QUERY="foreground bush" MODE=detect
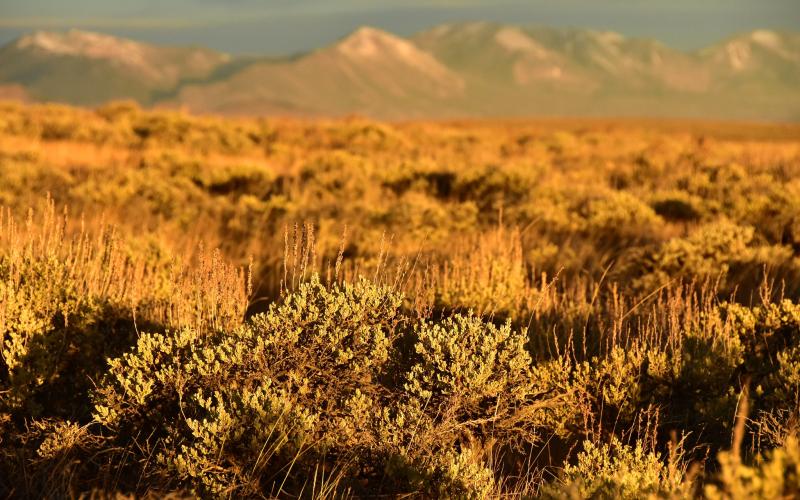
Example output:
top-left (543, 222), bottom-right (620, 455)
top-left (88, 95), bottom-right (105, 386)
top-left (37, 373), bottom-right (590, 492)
top-left (544, 438), bottom-right (689, 499)
top-left (3, 254), bottom-right (800, 497)
top-left (94, 276), bottom-right (402, 495)
top-left (706, 435), bottom-right (800, 499)
top-left (91, 275), bottom-right (560, 496)
top-left (0, 204), bottom-right (248, 497)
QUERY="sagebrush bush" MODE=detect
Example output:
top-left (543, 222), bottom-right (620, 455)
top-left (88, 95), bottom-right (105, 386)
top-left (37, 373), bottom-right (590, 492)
top-left (94, 275), bottom-right (402, 494)
top-left (429, 227), bottom-right (530, 317)
top-left (581, 190), bottom-right (666, 246)
top-left (0, 202), bottom-right (248, 497)
top-left (91, 276), bottom-right (564, 497)
top-left (545, 438), bottom-right (688, 499)
top-left (406, 313), bottom-right (531, 406)
top-left (631, 220), bottom-right (796, 294)
top-left (706, 435), bottom-right (800, 500)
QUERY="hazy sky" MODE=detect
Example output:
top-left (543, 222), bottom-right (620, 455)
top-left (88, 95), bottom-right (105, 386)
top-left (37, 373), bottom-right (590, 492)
top-left (0, 0), bottom-right (798, 54)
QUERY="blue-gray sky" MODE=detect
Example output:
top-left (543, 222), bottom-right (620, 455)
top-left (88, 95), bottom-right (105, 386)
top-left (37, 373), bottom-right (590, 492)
top-left (0, 0), bottom-right (798, 54)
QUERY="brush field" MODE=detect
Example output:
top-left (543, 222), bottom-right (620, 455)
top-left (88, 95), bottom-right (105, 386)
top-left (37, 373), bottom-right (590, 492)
top-left (1, 101), bottom-right (800, 498)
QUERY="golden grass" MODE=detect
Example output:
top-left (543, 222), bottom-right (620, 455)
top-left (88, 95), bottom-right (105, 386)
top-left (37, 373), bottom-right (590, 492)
top-left (1, 101), bottom-right (799, 497)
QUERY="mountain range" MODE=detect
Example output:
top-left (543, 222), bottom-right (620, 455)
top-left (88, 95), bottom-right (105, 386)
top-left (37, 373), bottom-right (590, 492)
top-left (1, 23), bottom-right (798, 120)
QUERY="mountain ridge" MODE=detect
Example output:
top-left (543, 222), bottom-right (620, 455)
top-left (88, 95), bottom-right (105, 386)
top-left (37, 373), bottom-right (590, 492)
top-left (1, 24), bottom-right (798, 120)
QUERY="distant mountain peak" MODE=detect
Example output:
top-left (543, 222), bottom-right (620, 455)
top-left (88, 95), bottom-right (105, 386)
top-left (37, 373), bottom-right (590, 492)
top-left (742, 29), bottom-right (799, 61)
top-left (749, 29), bottom-right (781, 47)
top-left (332, 25), bottom-right (462, 90)
top-left (15, 29), bottom-right (145, 60)
top-left (703, 29), bottom-right (799, 71)
top-left (3, 29), bottom-right (230, 104)
top-left (494, 27), bottom-right (550, 57)
top-left (588, 30), bottom-right (626, 46)
top-left (336, 26), bottom-right (417, 59)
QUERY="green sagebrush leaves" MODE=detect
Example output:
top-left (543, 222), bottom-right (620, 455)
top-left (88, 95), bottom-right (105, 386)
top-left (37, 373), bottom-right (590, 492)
top-left (706, 435), bottom-right (800, 500)
top-left (94, 276), bottom-right (402, 494)
top-left (92, 275), bottom-right (555, 497)
top-left (406, 313), bottom-right (531, 406)
top-left (543, 438), bottom-right (688, 500)
top-left (87, 273), bottom-right (800, 497)
top-left (2, 257), bottom-right (799, 498)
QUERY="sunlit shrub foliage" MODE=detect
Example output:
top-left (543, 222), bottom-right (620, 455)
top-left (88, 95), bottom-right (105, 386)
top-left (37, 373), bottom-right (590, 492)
top-left (1, 103), bottom-right (800, 497)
